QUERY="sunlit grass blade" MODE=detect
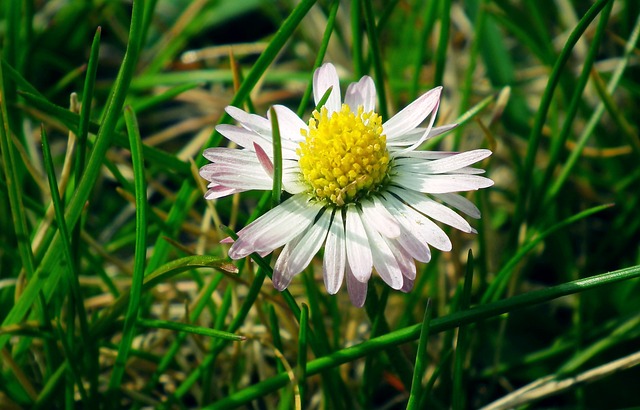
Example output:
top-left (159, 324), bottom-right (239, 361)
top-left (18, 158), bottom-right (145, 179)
top-left (205, 263), bottom-right (640, 409)
top-left (482, 203), bottom-right (613, 304)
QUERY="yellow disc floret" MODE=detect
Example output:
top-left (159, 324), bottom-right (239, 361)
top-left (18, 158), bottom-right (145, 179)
top-left (298, 104), bottom-right (390, 206)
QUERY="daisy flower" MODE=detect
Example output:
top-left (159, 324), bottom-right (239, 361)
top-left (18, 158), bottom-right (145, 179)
top-left (200, 63), bottom-right (493, 307)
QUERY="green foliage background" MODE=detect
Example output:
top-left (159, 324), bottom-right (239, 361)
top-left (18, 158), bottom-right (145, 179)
top-left (1, 0), bottom-right (639, 408)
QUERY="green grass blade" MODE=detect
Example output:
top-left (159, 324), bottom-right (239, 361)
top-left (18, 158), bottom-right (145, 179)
top-left (205, 263), bottom-right (640, 409)
top-left (0, 0), bottom-right (147, 352)
top-left (536, 1), bottom-right (614, 208)
top-left (296, 304), bottom-right (309, 406)
top-left (406, 299), bottom-right (432, 410)
top-left (107, 106), bottom-right (148, 394)
top-left (297, 0), bottom-right (340, 117)
top-left (512, 0), bottom-right (613, 241)
top-left (482, 203), bottom-right (613, 304)
top-left (433, 0), bottom-right (451, 88)
top-left (452, 251), bottom-right (474, 410)
top-left (269, 107), bottom-right (283, 207)
top-left (361, 0), bottom-right (388, 119)
top-left (136, 318), bottom-right (245, 341)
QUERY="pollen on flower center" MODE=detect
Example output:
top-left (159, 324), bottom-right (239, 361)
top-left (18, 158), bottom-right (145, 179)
top-left (297, 104), bottom-right (390, 206)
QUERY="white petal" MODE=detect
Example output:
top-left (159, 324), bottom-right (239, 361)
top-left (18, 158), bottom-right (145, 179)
top-left (396, 149), bottom-right (492, 175)
top-left (202, 163), bottom-right (272, 190)
top-left (383, 87), bottom-right (441, 141)
top-left (268, 105), bottom-right (308, 143)
top-left (427, 123), bottom-right (458, 138)
top-left (345, 205), bottom-right (372, 282)
top-left (282, 168), bottom-right (308, 194)
top-left (345, 76), bottom-right (376, 113)
top-left (387, 124), bottom-right (457, 147)
top-left (346, 263), bottom-right (367, 307)
top-left (253, 142), bottom-right (273, 177)
top-left (272, 232), bottom-right (303, 291)
top-left (313, 63), bottom-right (342, 113)
top-left (204, 184), bottom-right (243, 200)
top-left (216, 124), bottom-right (299, 160)
top-left (389, 186), bottom-right (474, 233)
top-left (394, 151), bottom-right (457, 160)
top-left (229, 195), bottom-right (322, 258)
top-left (286, 211), bottom-right (331, 276)
top-left (433, 193), bottom-right (481, 219)
top-left (323, 210), bottom-right (346, 295)
top-left (384, 237), bottom-right (416, 280)
top-left (400, 276), bottom-right (415, 293)
top-left (226, 106), bottom-right (272, 137)
top-left (394, 226), bottom-right (432, 263)
top-left (394, 173), bottom-right (494, 194)
top-left (359, 198), bottom-right (400, 238)
top-left (362, 222), bottom-right (403, 290)
top-left (381, 194), bottom-right (452, 252)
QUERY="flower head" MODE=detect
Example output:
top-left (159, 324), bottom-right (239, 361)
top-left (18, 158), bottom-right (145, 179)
top-left (200, 63), bottom-right (493, 306)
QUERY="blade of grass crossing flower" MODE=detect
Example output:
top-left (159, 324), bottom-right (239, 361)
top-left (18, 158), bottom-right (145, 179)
top-left (511, 0), bottom-right (612, 243)
top-left (205, 263), bottom-right (640, 409)
top-left (202, 0), bottom-right (317, 154)
top-left (361, 0), bottom-right (388, 120)
top-left (406, 299), bottom-right (433, 410)
top-left (107, 107), bottom-right (148, 395)
top-left (297, 304), bottom-right (309, 406)
top-left (269, 107), bottom-right (283, 207)
top-left (481, 204), bottom-right (613, 304)
top-left (0, 0), bottom-right (146, 352)
top-left (452, 250), bottom-right (474, 410)
top-left (297, 0), bottom-right (339, 117)
top-left (144, 0), bottom-right (318, 290)
top-left (546, 10), bottom-right (640, 204)
top-left (536, 2), bottom-right (613, 211)
top-left (313, 86), bottom-right (335, 113)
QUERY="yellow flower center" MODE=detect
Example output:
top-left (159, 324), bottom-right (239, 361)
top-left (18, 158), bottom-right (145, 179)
top-left (298, 104), bottom-right (390, 206)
